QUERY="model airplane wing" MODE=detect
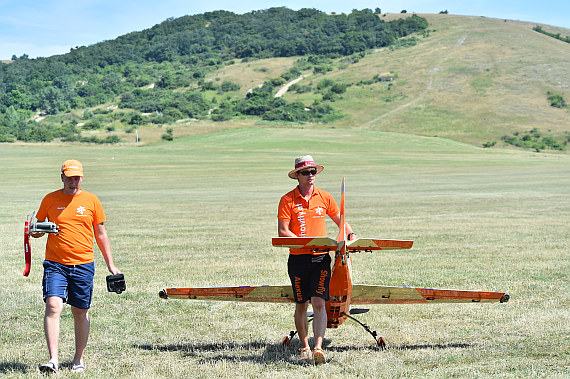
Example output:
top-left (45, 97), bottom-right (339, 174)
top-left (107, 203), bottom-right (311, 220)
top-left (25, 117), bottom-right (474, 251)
top-left (272, 237), bottom-right (338, 251)
top-left (159, 285), bottom-right (295, 303)
top-left (348, 238), bottom-right (414, 251)
top-left (351, 284), bottom-right (509, 304)
top-left (272, 237), bottom-right (414, 252)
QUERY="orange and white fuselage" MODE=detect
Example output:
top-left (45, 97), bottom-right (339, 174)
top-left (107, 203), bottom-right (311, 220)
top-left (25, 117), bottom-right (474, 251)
top-left (327, 244), bottom-right (353, 328)
top-left (327, 177), bottom-right (352, 328)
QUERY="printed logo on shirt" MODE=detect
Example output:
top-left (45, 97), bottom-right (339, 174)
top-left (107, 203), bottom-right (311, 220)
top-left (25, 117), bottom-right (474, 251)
top-left (76, 206), bottom-right (87, 216)
top-left (315, 206), bottom-right (324, 216)
top-left (295, 203), bottom-right (306, 236)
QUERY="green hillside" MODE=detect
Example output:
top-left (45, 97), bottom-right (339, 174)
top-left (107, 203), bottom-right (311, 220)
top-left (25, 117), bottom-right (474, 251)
top-left (234, 13), bottom-right (570, 147)
top-left (322, 14), bottom-right (570, 146)
top-left (1, 10), bottom-right (568, 150)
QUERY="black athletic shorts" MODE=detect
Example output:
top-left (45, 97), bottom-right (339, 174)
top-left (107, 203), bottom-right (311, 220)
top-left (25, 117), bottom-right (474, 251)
top-left (287, 253), bottom-right (331, 303)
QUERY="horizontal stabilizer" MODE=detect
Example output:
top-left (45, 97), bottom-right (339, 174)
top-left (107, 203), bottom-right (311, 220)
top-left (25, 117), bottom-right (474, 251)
top-left (349, 308), bottom-right (369, 315)
top-left (159, 285), bottom-right (295, 303)
top-left (272, 237), bottom-right (414, 252)
top-left (351, 284), bottom-right (509, 304)
top-left (348, 238), bottom-right (413, 251)
top-left (272, 237), bottom-right (338, 251)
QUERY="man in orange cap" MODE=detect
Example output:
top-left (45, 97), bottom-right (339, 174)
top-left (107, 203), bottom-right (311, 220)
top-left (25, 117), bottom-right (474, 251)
top-left (277, 155), bottom-right (355, 364)
top-left (31, 159), bottom-right (121, 374)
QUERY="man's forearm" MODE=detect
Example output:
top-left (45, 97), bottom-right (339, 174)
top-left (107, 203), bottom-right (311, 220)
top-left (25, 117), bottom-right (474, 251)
top-left (94, 224), bottom-right (120, 274)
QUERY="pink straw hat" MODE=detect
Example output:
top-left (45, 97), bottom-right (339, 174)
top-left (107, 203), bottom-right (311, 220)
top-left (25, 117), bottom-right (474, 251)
top-left (288, 155), bottom-right (325, 179)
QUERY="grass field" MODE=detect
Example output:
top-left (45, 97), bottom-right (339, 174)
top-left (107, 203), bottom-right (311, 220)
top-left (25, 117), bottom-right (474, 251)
top-left (0, 127), bottom-right (568, 377)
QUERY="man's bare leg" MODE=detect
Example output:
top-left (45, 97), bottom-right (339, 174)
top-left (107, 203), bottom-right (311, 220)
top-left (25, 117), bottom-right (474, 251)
top-left (311, 297), bottom-right (327, 350)
top-left (71, 306), bottom-right (90, 367)
top-left (44, 296), bottom-right (63, 367)
top-left (294, 302), bottom-right (310, 349)
top-left (295, 302), bottom-right (313, 360)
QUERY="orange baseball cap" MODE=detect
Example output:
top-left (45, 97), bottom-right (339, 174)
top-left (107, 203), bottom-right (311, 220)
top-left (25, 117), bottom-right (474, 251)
top-left (61, 159), bottom-right (83, 177)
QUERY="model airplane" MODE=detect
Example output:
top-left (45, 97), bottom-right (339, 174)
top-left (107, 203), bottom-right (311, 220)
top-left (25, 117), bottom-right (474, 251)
top-left (159, 178), bottom-right (509, 348)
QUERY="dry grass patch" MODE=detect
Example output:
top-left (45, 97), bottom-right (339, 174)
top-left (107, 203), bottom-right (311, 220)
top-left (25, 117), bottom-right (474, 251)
top-left (1, 128), bottom-right (568, 377)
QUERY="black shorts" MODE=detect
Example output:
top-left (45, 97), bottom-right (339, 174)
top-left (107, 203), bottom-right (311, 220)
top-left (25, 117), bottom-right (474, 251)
top-left (287, 253), bottom-right (331, 303)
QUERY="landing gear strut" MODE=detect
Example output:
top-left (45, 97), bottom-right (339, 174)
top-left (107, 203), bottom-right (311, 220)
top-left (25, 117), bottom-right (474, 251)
top-left (344, 312), bottom-right (386, 349)
top-left (281, 309), bottom-right (386, 349)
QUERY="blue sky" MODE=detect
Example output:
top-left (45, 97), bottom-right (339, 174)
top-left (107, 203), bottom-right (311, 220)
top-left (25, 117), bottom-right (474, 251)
top-left (1, 0), bottom-right (568, 60)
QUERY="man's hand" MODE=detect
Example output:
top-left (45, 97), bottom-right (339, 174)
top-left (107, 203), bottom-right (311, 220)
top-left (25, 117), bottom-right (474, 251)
top-left (30, 231), bottom-right (45, 238)
top-left (278, 220), bottom-right (298, 237)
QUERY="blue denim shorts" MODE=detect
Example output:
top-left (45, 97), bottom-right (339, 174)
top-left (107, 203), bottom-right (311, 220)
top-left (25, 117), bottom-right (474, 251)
top-left (42, 260), bottom-right (95, 309)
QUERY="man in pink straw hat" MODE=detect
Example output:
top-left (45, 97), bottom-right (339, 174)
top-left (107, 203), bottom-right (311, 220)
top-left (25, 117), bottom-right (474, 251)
top-left (277, 155), bottom-right (355, 364)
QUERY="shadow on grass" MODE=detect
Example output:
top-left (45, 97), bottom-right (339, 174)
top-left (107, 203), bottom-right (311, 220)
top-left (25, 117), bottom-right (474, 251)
top-left (390, 343), bottom-right (473, 351)
top-left (136, 340), bottom-right (305, 365)
top-left (135, 339), bottom-right (472, 364)
top-left (0, 361), bottom-right (28, 374)
top-left (0, 361), bottom-right (87, 375)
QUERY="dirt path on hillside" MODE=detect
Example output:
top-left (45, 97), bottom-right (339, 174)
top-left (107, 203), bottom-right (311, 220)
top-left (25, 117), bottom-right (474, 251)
top-left (274, 74), bottom-right (310, 97)
top-left (363, 34), bottom-right (468, 126)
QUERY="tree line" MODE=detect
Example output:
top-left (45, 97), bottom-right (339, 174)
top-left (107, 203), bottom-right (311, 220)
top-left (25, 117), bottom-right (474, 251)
top-left (532, 25), bottom-right (570, 44)
top-left (0, 8), bottom-right (428, 142)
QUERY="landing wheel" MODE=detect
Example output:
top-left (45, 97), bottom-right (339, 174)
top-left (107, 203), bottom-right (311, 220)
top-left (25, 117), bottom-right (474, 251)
top-left (282, 330), bottom-right (296, 346)
top-left (376, 336), bottom-right (386, 350)
top-left (282, 317), bottom-right (311, 346)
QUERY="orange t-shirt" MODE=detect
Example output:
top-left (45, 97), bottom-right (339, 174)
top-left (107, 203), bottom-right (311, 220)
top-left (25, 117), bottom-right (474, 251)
top-left (278, 186), bottom-right (340, 255)
top-left (36, 189), bottom-right (106, 265)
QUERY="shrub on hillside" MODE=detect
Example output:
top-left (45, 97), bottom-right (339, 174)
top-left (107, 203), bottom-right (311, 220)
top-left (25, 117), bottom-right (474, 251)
top-left (17, 122), bottom-right (54, 142)
top-left (501, 129), bottom-right (566, 151)
top-left (55, 123), bottom-right (81, 141)
top-left (292, 84), bottom-right (312, 94)
top-left (162, 127), bottom-right (174, 141)
top-left (270, 77), bottom-right (286, 87)
top-left (220, 81), bottom-right (241, 92)
top-left (0, 133), bottom-right (15, 142)
top-left (330, 83), bottom-right (347, 94)
top-left (79, 135), bottom-right (121, 144)
top-left (322, 91), bottom-right (338, 101)
top-left (313, 64), bottom-right (333, 74)
top-left (533, 26), bottom-right (570, 44)
top-left (82, 119), bottom-right (103, 130)
top-left (317, 79), bottom-right (335, 90)
top-left (547, 91), bottom-right (567, 108)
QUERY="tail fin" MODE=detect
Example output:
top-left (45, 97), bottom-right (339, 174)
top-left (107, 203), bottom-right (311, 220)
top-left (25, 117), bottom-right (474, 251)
top-left (336, 177), bottom-right (346, 243)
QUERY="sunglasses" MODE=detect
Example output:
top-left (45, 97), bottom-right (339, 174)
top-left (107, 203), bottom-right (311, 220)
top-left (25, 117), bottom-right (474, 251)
top-left (299, 169), bottom-right (317, 176)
